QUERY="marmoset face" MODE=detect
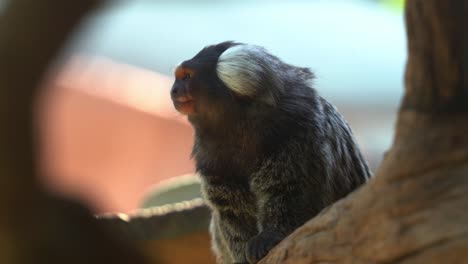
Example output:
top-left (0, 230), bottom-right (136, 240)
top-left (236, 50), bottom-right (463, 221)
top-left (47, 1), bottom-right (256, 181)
top-left (170, 41), bottom-right (278, 118)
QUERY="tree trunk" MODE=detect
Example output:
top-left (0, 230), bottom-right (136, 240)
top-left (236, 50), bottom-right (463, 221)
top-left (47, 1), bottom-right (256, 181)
top-left (260, 1), bottom-right (468, 263)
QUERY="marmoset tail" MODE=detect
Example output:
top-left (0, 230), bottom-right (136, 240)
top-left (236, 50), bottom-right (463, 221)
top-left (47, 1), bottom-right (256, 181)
top-left (170, 41), bottom-right (372, 264)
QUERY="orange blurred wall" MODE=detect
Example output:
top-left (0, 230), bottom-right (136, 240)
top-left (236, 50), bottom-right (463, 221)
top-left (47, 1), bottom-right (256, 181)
top-left (37, 56), bottom-right (195, 213)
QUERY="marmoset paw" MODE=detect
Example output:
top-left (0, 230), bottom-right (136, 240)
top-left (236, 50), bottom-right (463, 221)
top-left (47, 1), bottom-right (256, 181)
top-left (246, 231), bottom-right (282, 264)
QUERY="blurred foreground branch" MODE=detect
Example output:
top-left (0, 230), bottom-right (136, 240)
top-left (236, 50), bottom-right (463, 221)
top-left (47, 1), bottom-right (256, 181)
top-left (0, 1), bottom-right (148, 263)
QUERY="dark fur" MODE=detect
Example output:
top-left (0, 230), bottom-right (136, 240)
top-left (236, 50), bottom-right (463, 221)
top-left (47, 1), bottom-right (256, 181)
top-left (172, 41), bottom-right (371, 263)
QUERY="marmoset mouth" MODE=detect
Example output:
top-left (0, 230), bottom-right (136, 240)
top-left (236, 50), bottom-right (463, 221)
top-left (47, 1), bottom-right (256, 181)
top-left (173, 99), bottom-right (195, 115)
top-left (173, 96), bottom-right (192, 103)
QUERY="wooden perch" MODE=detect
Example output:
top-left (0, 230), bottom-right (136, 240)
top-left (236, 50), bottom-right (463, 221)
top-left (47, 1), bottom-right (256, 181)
top-left (259, 1), bottom-right (468, 263)
top-left (98, 199), bottom-right (215, 264)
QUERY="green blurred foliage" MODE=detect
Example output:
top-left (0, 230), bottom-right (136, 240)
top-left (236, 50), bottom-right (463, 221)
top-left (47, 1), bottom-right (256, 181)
top-left (379, 0), bottom-right (405, 11)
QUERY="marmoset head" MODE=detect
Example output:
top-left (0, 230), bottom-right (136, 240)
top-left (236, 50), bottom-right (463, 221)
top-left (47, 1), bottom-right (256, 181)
top-left (171, 41), bottom-right (313, 120)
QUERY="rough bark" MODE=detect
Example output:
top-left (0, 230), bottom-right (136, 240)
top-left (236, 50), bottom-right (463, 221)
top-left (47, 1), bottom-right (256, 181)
top-left (0, 1), bottom-right (148, 263)
top-left (402, 1), bottom-right (468, 112)
top-left (259, 1), bottom-right (468, 263)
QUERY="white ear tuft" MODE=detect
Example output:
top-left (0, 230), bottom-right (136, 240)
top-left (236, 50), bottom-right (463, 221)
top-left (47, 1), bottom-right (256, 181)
top-left (216, 45), bottom-right (264, 97)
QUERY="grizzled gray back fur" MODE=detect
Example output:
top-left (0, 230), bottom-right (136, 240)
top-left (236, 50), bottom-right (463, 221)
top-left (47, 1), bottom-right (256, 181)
top-left (180, 42), bottom-right (372, 264)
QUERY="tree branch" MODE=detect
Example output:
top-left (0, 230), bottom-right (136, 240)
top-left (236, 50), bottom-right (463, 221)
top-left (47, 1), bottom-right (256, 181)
top-left (402, 1), bottom-right (468, 112)
top-left (259, 1), bottom-right (468, 263)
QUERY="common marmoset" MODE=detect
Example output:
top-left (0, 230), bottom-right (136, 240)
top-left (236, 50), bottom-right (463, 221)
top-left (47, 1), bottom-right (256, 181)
top-left (170, 41), bottom-right (371, 264)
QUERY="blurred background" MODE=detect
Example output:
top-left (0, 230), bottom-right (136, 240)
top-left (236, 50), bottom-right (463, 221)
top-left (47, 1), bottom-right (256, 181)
top-left (35, 0), bottom-right (406, 214)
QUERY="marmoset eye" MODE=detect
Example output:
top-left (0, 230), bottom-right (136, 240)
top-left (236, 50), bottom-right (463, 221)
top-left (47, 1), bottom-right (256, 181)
top-left (182, 73), bottom-right (191, 80)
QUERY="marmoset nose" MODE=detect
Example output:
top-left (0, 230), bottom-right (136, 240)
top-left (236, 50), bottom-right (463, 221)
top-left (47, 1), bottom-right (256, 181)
top-left (170, 85), bottom-right (181, 98)
top-left (171, 84), bottom-right (192, 102)
top-left (171, 84), bottom-right (185, 100)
